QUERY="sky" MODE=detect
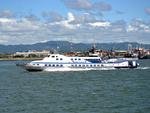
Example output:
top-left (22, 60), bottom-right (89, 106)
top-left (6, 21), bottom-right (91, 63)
top-left (0, 0), bottom-right (150, 45)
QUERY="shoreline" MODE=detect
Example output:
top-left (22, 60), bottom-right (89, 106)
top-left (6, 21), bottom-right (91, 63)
top-left (0, 58), bottom-right (43, 61)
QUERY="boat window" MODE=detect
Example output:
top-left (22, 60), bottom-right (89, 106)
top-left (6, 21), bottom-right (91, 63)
top-left (60, 58), bottom-right (63, 60)
top-left (71, 65), bottom-right (74, 67)
top-left (52, 56), bottom-right (55, 58)
top-left (49, 64), bottom-right (51, 66)
top-left (60, 64), bottom-right (63, 67)
top-left (45, 64), bottom-right (47, 66)
top-left (56, 58), bottom-right (59, 60)
top-left (56, 64), bottom-right (59, 67)
top-left (79, 65), bottom-right (81, 67)
top-left (90, 65), bottom-right (92, 67)
top-left (97, 65), bottom-right (100, 67)
top-left (37, 64), bottom-right (39, 65)
top-left (78, 58), bottom-right (81, 60)
top-left (82, 65), bottom-right (85, 67)
top-left (71, 58), bottom-right (73, 60)
top-left (56, 56), bottom-right (58, 57)
top-left (52, 64), bottom-right (55, 67)
top-left (86, 65), bottom-right (89, 67)
top-left (75, 58), bottom-right (77, 60)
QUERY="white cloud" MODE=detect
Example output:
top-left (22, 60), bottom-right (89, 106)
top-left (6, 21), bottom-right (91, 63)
top-left (49, 12), bottom-right (78, 29)
top-left (127, 25), bottom-right (137, 32)
top-left (0, 10), bottom-right (14, 18)
top-left (67, 12), bottom-right (75, 22)
top-left (42, 11), bottom-right (63, 22)
top-left (88, 21), bottom-right (110, 27)
top-left (94, 2), bottom-right (112, 11)
top-left (62, 0), bottom-right (112, 12)
top-left (0, 39), bottom-right (8, 44)
top-left (0, 18), bottom-right (40, 32)
top-left (127, 19), bottom-right (150, 33)
top-left (62, 0), bottom-right (92, 11)
top-left (0, 18), bottom-right (16, 23)
top-left (0, 12), bottom-right (150, 45)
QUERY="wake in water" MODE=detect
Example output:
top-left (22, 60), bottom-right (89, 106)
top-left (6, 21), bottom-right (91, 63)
top-left (44, 67), bottom-right (150, 72)
top-left (136, 67), bottom-right (150, 70)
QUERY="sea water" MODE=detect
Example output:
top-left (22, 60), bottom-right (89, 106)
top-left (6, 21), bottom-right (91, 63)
top-left (0, 60), bottom-right (150, 113)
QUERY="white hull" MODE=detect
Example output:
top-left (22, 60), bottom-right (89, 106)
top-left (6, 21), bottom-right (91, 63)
top-left (22, 62), bottom-right (138, 72)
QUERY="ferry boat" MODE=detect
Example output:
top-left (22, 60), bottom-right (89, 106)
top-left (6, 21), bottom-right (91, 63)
top-left (17, 54), bottom-right (139, 72)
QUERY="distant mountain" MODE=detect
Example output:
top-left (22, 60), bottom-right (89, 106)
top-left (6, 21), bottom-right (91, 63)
top-left (0, 41), bottom-right (150, 54)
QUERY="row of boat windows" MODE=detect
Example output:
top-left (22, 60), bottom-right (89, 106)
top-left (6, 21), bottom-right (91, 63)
top-left (48, 55), bottom-right (59, 58)
top-left (45, 64), bottom-right (63, 67)
top-left (56, 58), bottom-right (63, 60)
top-left (55, 58), bottom-right (81, 61)
top-left (71, 58), bottom-right (81, 61)
top-left (48, 55), bottom-right (63, 60)
top-left (32, 64), bottom-right (63, 67)
top-left (71, 64), bottom-right (103, 67)
top-left (48, 55), bottom-right (99, 62)
top-left (33, 63), bottom-right (103, 67)
top-left (48, 56), bottom-right (81, 61)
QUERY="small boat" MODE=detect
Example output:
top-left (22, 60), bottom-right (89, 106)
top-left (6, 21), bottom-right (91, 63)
top-left (16, 54), bottom-right (139, 72)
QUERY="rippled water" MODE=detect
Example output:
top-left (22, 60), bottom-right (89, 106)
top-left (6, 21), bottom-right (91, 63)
top-left (0, 60), bottom-right (150, 113)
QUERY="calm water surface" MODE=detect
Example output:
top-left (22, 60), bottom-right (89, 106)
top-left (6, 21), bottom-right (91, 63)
top-left (0, 60), bottom-right (150, 113)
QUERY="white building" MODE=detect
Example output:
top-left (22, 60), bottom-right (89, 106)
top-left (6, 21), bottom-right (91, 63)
top-left (14, 50), bottom-right (50, 57)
